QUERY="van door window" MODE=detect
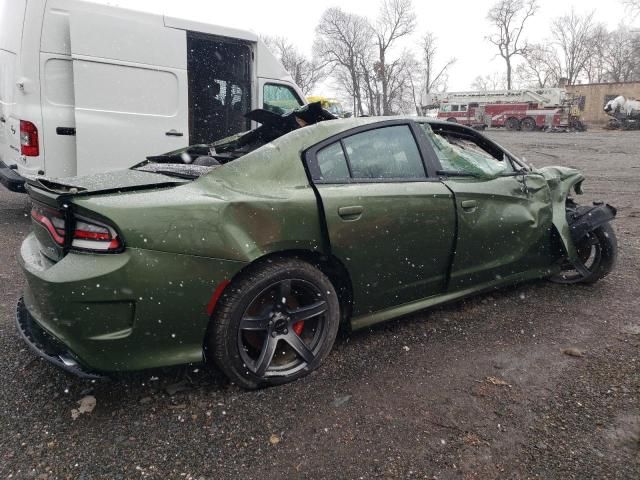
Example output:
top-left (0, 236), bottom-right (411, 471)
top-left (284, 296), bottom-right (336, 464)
top-left (263, 84), bottom-right (303, 114)
top-left (187, 33), bottom-right (252, 144)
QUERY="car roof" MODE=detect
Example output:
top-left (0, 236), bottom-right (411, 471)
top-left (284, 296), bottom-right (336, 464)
top-left (279, 116), bottom-right (466, 149)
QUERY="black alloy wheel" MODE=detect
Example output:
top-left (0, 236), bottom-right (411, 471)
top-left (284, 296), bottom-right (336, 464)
top-left (208, 258), bottom-right (341, 389)
top-left (550, 223), bottom-right (617, 284)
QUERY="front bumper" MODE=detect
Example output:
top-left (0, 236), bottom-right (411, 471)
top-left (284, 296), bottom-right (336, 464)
top-left (0, 160), bottom-right (26, 192)
top-left (16, 297), bottom-right (104, 379)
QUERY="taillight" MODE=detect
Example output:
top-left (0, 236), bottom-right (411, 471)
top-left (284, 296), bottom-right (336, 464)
top-left (71, 215), bottom-right (122, 252)
top-left (20, 120), bottom-right (39, 156)
top-left (31, 203), bottom-right (123, 253)
top-left (31, 204), bottom-right (65, 245)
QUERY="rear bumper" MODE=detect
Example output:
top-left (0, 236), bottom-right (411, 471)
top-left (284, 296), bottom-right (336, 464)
top-left (16, 297), bottom-right (105, 379)
top-left (0, 160), bottom-right (26, 192)
top-left (18, 232), bottom-right (247, 372)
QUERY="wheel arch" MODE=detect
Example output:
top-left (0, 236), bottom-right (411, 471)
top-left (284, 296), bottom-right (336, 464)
top-left (221, 249), bottom-right (354, 329)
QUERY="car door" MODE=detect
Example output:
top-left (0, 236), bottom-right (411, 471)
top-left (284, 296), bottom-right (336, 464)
top-left (419, 122), bottom-right (554, 291)
top-left (305, 122), bottom-right (456, 317)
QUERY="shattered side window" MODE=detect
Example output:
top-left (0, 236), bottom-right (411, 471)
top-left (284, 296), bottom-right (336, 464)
top-left (420, 123), bottom-right (510, 178)
top-left (316, 142), bottom-right (350, 182)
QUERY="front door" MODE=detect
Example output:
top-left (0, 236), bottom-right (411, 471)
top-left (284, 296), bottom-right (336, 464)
top-left (444, 174), bottom-right (554, 289)
top-left (306, 122), bottom-right (456, 316)
top-left (419, 122), bottom-right (554, 290)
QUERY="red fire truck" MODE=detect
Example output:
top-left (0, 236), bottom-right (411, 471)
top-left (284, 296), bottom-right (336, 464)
top-left (422, 89), bottom-right (584, 131)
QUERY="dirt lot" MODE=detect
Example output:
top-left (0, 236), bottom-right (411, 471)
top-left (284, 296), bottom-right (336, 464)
top-left (1, 130), bottom-right (638, 479)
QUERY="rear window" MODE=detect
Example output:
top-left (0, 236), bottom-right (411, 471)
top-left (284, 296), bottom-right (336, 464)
top-left (316, 142), bottom-right (350, 182)
top-left (308, 125), bottom-right (427, 182)
top-left (343, 126), bottom-right (425, 180)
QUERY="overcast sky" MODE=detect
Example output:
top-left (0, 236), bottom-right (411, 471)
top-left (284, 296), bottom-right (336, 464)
top-left (97, 0), bottom-right (638, 94)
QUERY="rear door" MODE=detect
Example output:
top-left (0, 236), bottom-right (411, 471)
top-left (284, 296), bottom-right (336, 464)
top-left (420, 122), bottom-right (554, 290)
top-left (306, 121), bottom-right (456, 317)
top-left (68, 9), bottom-right (189, 175)
top-left (0, 0), bottom-right (27, 167)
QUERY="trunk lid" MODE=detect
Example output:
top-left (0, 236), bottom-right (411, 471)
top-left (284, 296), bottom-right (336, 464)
top-left (26, 169), bottom-right (189, 262)
top-left (28, 169), bottom-right (189, 196)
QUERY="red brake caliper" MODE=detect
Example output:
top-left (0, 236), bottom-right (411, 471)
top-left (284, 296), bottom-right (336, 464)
top-left (292, 321), bottom-right (304, 336)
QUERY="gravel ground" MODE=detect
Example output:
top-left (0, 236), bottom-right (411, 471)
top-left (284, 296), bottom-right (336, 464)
top-left (0, 130), bottom-right (638, 479)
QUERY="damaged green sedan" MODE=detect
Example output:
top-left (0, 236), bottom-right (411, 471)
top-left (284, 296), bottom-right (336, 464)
top-left (17, 105), bottom-right (617, 388)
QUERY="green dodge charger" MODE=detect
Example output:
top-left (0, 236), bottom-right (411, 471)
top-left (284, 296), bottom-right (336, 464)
top-left (16, 104), bottom-right (617, 389)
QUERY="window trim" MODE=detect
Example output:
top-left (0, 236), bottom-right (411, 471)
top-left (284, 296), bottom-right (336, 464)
top-left (304, 120), bottom-right (440, 185)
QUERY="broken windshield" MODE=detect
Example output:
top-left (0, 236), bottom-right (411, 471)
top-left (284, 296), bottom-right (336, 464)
top-left (420, 123), bottom-right (512, 178)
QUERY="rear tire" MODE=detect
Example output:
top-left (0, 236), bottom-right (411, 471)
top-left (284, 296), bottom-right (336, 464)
top-left (207, 258), bottom-right (341, 389)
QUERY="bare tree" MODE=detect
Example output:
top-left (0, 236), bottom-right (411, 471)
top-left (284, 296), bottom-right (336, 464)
top-left (314, 8), bottom-right (373, 116)
top-left (420, 32), bottom-right (456, 94)
top-left (602, 25), bottom-right (638, 82)
top-left (516, 43), bottom-right (562, 87)
top-left (471, 72), bottom-right (507, 91)
top-left (262, 36), bottom-right (325, 95)
top-left (550, 9), bottom-right (598, 85)
top-left (486, 0), bottom-right (538, 90)
top-left (372, 0), bottom-right (416, 115)
top-left (582, 24), bottom-right (609, 83)
top-left (623, 0), bottom-right (640, 18)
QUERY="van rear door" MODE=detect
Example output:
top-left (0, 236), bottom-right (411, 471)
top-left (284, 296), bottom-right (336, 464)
top-left (0, 0), bottom-right (27, 169)
top-left (68, 9), bottom-right (189, 176)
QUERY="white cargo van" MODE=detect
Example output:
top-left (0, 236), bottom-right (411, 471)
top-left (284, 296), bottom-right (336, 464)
top-left (0, 0), bottom-right (305, 192)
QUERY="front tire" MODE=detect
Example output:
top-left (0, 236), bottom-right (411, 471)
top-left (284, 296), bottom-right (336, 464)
top-left (550, 223), bottom-right (617, 284)
top-left (207, 258), bottom-right (341, 389)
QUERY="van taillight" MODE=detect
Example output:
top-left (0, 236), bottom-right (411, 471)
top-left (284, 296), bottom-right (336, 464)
top-left (20, 120), bottom-right (39, 156)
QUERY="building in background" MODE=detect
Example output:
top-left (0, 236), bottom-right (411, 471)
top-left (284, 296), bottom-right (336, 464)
top-left (567, 82), bottom-right (640, 127)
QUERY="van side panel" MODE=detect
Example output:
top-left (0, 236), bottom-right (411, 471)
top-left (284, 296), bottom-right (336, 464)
top-left (11, 0), bottom-right (46, 177)
top-left (0, 0), bottom-right (27, 168)
top-left (68, 9), bottom-right (189, 175)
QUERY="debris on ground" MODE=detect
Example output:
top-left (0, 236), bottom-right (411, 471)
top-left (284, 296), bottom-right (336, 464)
top-left (332, 395), bottom-right (352, 407)
top-left (563, 347), bottom-right (585, 358)
top-left (71, 395), bottom-right (96, 420)
top-left (486, 376), bottom-right (511, 387)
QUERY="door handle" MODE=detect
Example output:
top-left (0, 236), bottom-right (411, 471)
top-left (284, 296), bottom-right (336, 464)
top-left (56, 127), bottom-right (76, 136)
top-left (338, 205), bottom-right (363, 220)
top-left (461, 200), bottom-right (478, 211)
top-left (165, 129), bottom-right (183, 137)
top-left (0, 115), bottom-right (5, 123)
